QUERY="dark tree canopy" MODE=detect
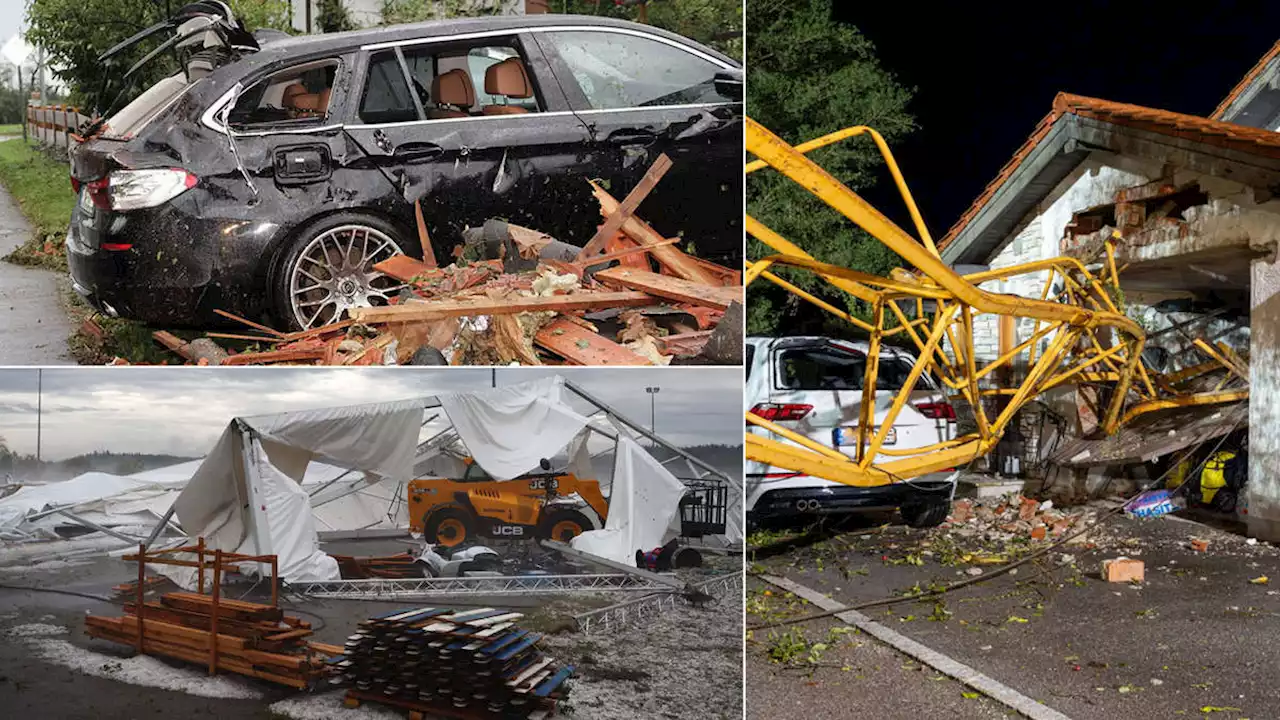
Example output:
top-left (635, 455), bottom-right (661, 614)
top-left (746, 0), bottom-right (916, 336)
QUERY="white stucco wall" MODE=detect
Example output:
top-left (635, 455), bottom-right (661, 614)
top-left (966, 161), bottom-right (1152, 367)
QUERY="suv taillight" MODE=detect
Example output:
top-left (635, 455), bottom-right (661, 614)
top-left (108, 168), bottom-right (198, 211)
top-left (749, 403), bottom-right (813, 422)
top-left (915, 401), bottom-right (957, 420)
top-left (85, 177), bottom-right (112, 210)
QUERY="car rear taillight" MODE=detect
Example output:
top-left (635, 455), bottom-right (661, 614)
top-left (915, 401), bottom-right (957, 420)
top-left (749, 403), bottom-right (814, 422)
top-left (70, 174), bottom-right (81, 194)
top-left (108, 168), bottom-right (198, 211)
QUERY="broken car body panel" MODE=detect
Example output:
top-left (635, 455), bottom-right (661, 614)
top-left (67, 15), bottom-right (742, 328)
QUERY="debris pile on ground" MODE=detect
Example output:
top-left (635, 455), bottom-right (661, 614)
top-left (84, 590), bottom-right (339, 689)
top-left (142, 154), bottom-right (743, 367)
top-left (943, 494), bottom-right (1098, 547)
top-left (336, 606), bottom-right (571, 719)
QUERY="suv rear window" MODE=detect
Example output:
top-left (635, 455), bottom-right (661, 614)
top-left (228, 60), bottom-right (339, 129)
top-left (777, 346), bottom-right (916, 391)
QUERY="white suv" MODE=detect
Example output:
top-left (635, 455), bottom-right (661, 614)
top-left (745, 336), bottom-right (958, 528)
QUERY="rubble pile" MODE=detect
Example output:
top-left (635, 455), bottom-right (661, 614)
top-left (940, 494), bottom-right (1108, 549)
top-left (137, 154), bottom-right (742, 367)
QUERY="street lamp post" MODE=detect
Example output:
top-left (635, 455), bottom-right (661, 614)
top-left (645, 386), bottom-right (660, 444)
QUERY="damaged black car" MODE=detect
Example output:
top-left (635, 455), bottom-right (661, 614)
top-left (67, 3), bottom-right (743, 330)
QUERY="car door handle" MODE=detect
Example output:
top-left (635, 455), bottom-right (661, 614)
top-left (393, 142), bottom-right (444, 160)
top-left (605, 128), bottom-right (657, 146)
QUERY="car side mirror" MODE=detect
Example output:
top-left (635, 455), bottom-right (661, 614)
top-left (539, 458), bottom-right (551, 471)
top-left (714, 69), bottom-right (743, 102)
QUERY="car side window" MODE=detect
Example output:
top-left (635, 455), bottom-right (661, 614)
top-left (359, 50), bottom-right (418, 124)
top-left (745, 344), bottom-right (755, 380)
top-left (228, 60), bottom-right (339, 128)
top-left (541, 30), bottom-right (725, 110)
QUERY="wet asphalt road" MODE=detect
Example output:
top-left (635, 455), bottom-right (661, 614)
top-left (0, 163), bottom-right (74, 365)
top-left (747, 510), bottom-right (1280, 719)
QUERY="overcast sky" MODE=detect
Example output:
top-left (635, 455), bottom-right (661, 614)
top-left (0, 368), bottom-right (743, 460)
top-left (0, 4), bottom-right (23, 49)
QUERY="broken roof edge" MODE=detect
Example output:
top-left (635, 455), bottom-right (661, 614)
top-left (1211, 38), bottom-right (1280, 121)
top-left (939, 92), bottom-right (1280, 264)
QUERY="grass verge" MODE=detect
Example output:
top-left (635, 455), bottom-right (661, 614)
top-left (0, 137), bottom-right (73, 271)
top-left (0, 124), bottom-right (25, 136)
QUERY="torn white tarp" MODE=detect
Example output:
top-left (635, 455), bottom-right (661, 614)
top-left (174, 398), bottom-right (424, 583)
top-left (438, 377), bottom-right (591, 480)
top-left (570, 436), bottom-right (686, 564)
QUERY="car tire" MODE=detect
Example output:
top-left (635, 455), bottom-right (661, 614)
top-left (536, 508), bottom-right (594, 543)
top-left (271, 213), bottom-right (415, 331)
top-left (424, 506), bottom-right (474, 548)
top-left (901, 499), bottom-right (950, 529)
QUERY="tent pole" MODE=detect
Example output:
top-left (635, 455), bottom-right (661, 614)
top-left (563, 380), bottom-right (738, 487)
top-left (143, 503), bottom-right (178, 548)
top-left (55, 510), bottom-right (144, 544)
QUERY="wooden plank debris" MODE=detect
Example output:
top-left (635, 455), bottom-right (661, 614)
top-left (143, 156), bottom-right (740, 367)
top-left (589, 181), bottom-right (718, 285)
top-left (348, 291), bottom-right (657, 324)
top-left (576, 153), bottom-right (673, 261)
top-left (594, 267), bottom-right (743, 310)
top-left (535, 318), bottom-right (653, 366)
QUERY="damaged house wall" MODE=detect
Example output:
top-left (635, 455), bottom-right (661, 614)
top-left (954, 154), bottom-right (1268, 499)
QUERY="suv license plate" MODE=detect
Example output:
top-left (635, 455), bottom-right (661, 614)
top-left (833, 426), bottom-right (896, 447)
top-left (78, 188), bottom-right (95, 218)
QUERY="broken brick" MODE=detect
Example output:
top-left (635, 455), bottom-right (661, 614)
top-left (1030, 526), bottom-right (1047, 541)
top-left (1102, 558), bottom-right (1144, 583)
top-left (1018, 496), bottom-right (1039, 522)
top-left (1190, 538), bottom-right (1209, 552)
top-left (950, 499), bottom-right (974, 523)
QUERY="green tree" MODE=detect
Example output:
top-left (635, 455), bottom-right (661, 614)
top-left (317, 0), bottom-right (359, 32)
top-left (746, 0), bottom-right (916, 336)
top-left (25, 0), bottom-right (292, 110)
top-left (378, 1), bottom-right (741, 58)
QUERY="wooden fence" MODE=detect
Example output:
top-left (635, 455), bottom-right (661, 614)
top-left (26, 104), bottom-right (92, 150)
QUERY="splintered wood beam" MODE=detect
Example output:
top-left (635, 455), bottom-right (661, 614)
top-left (576, 153), bottom-right (673, 261)
top-left (373, 255), bottom-right (437, 282)
top-left (656, 330), bottom-right (714, 356)
top-left (589, 182), bottom-right (718, 285)
top-left (534, 318), bottom-right (653, 366)
top-left (348, 291), bottom-right (658, 324)
top-left (594, 268), bottom-right (743, 310)
top-left (415, 199), bottom-right (438, 269)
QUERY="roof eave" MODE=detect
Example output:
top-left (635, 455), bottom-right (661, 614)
top-left (940, 116), bottom-right (1087, 265)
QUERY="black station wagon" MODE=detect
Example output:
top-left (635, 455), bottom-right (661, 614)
top-left (67, 3), bottom-right (743, 330)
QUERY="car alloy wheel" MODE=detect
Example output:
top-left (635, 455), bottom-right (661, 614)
top-left (288, 224), bottom-right (406, 329)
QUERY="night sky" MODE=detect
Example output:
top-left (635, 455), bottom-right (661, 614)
top-left (831, 2), bottom-right (1280, 240)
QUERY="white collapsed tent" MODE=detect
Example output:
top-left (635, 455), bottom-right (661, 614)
top-left (3, 376), bottom-right (742, 583)
top-left (170, 376), bottom-right (741, 584)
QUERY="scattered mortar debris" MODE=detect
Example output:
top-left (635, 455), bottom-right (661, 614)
top-left (336, 606), bottom-right (571, 719)
top-left (112, 155), bottom-right (744, 367)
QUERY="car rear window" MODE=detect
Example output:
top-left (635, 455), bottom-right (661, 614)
top-left (228, 59), bottom-right (339, 129)
top-left (776, 346), bottom-right (916, 391)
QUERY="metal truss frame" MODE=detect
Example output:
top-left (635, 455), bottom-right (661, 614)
top-left (291, 573), bottom-right (671, 599)
top-left (744, 117), bottom-right (1248, 489)
top-left (574, 571), bottom-right (744, 635)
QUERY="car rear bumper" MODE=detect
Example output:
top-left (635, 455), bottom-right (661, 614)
top-left (65, 198), bottom-right (282, 326)
top-left (748, 475), bottom-right (954, 519)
